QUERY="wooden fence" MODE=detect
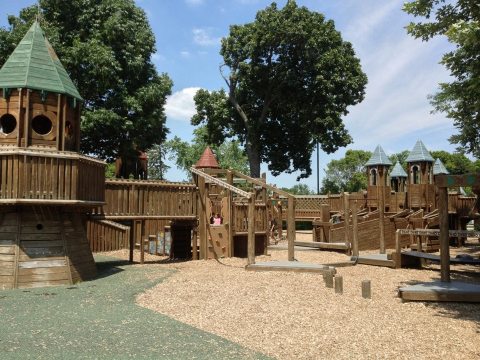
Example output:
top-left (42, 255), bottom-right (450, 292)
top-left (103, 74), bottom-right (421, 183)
top-left (0, 148), bottom-right (104, 204)
top-left (87, 219), bottom-right (130, 252)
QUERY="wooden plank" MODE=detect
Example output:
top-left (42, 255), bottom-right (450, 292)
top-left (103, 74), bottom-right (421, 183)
top-left (247, 192), bottom-right (256, 265)
top-left (18, 266), bottom-right (68, 276)
top-left (17, 279), bottom-right (70, 289)
top-left (0, 267), bottom-right (14, 276)
top-left (18, 259), bottom-right (67, 268)
top-left (0, 254), bottom-right (15, 262)
top-left (0, 246), bottom-right (14, 254)
top-left (17, 272), bottom-right (69, 283)
top-left (287, 196), bottom-right (295, 261)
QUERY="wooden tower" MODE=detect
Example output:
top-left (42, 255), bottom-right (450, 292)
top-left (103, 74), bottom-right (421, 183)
top-left (365, 145), bottom-right (392, 211)
top-left (406, 140), bottom-right (435, 210)
top-left (0, 22), bottom-right (105, 289)
top-left (390, 162), bottom-right (408, 193)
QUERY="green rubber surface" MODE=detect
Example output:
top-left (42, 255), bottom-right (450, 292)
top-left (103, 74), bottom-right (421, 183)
top-left (0, 256), bottom-right (271, 360)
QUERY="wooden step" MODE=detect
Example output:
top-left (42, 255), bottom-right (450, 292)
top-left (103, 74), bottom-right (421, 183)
top-left (294, 241), bottom-right (349, 251)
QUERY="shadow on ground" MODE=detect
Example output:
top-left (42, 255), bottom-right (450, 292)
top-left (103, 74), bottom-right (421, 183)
top-left (0, 255), bottom-right (271, 360)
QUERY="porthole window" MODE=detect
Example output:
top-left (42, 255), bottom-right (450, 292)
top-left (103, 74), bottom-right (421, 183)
top-left (0, 113), bottom-right (17, 134)
top-left (32, 115), bottom-right (53, 135)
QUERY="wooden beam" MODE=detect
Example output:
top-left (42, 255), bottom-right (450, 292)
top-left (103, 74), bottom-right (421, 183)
top-left (231, 170), bottom-right (292, 197)
top-left (226, 170), bottom-right (234, 257)
top-left (197, 175), bottom-right (207, 260)
top-left (17, 88), bottom-right (23, 147)
top-left (343, 193), bottom-right (350, 248)
top-left (287, 196), bottom-right (295, 261)
top-left (436, 173), bottom-right (480, 188)
top-left (352, 199), bottom-right (359, 257)
top-left (247, 192), bottom-right (256, 265)
top-left (438, 186), bottom-right (450, 282)
top-left (24, 89), bottom-right (30, 147)
top-left (379, 185), bottom-right (385, 254)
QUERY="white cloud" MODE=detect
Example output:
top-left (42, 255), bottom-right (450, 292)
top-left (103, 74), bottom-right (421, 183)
top-left (165, 87), bottom-right (201, 121)
top-left (180, 50), bottom-right (191, 58)
top-left (193, 28), bottom-right (221, 46)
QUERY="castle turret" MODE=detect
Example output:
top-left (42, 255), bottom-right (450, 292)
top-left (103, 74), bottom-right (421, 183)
top-left (0, 22), bottom-right (105, 289)
top-left (405, 140), bottom-right (435, 210)
top-left (365, 145), bottom-right (392, 211)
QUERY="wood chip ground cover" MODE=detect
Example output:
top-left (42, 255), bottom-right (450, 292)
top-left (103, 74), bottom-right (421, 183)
top-left (0, 256), bottom-right (270, 360)
top-left (130, 234), bottom-right (480, 360)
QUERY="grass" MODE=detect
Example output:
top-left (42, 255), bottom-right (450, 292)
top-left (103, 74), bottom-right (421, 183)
top-left (0, 256), bottom-right (271, 360)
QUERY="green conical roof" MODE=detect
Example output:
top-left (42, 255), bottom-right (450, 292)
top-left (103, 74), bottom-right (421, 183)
top-left (0, 21), bottom-right (82, 100)
top-left (390, 162), bottom-right (408, 178)
top-left (405, 140), bottom-right (434, 163)
top-left (365, 145), bottom-right (392, 166)
top-left (433, 158), bottom-right (449, 175)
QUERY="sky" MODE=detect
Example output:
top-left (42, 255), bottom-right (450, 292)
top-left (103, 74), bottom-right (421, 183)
top-left (0, 0), bottom-right (457, 191)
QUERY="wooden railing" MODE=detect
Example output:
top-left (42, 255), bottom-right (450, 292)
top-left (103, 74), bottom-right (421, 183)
top-left (0, 148), bottom-right (105, 204)
top-left (87, 219), bottom-right (130, 252)
top-left (91, 179), bottom-right (197, 218)
top-left (232, 202), bottom-right (268, 233)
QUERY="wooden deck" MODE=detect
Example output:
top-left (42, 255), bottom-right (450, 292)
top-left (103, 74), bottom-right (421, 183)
top-left (399, 281), bottom-right (480, 302)
top-left (354, 253), bottom-right (395, 268)
top-left (245, 261), bottom-right (336, 274)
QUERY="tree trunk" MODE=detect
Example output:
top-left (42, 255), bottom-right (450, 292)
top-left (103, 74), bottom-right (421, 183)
top-left (246, 141), bottom-right (261, 178)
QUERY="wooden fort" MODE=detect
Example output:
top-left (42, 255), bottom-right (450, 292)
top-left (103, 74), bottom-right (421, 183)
top-left (0, 22), bottom-right (105, 289)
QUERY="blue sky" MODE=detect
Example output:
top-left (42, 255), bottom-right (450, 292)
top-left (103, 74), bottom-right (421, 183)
top-left (1, 0), bottom-right (456, 190)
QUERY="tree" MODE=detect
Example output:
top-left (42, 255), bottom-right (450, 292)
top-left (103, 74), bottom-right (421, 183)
top-left (389, 150), bottom-right (410, 169)
top-left (0, 0), bottom-right (172, 161)
top-left (166, 126), bottom-right (249, 179)
top-left (320, 150), bottom-right (371, 194)
top-left (281, 184), bottom-right (313, 195)
top-left (404, 1), bottom-right (480, 158)
top-left (430, 150), bottom-right (477, 174)
top-left (147, 145), bottom-right (170, 180)
top-left (192, 1), bottom-right (367, 179)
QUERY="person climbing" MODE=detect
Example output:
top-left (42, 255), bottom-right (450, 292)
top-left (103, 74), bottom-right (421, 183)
top-left (213, 213), bottom-right (222, 226)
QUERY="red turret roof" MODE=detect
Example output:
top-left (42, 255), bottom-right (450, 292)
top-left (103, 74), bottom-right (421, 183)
top-left (194, 146), bottom-right (220, 169)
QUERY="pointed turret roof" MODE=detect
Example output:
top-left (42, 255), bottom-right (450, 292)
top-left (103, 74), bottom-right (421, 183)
top-left (365, 145), bottom-right (392, 166)
top-left (390, 162), bottom-right (408, 178)
top-left (194, 146), bottom-right (220, 169)
top-left (433, 158), bottom-right (449, 175)
top-left (405, 140), bottom-right (434, 163)
top-left (0, 21), bottom-right (82, 100)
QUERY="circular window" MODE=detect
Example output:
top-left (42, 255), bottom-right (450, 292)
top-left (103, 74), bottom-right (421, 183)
top-left (32, 115), bottom-right (53, 135)
top-left (0, 114), bottom-right (17, 134)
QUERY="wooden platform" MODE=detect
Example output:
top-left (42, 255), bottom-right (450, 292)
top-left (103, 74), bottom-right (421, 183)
top-left (245, 261), bottom-right (336, 274)
top-left (399, 281), bottom-right (480, 302)
top-left (401, 251), bottom-right (480, 266)
top-left (294, 241), bottom-right (350, 251)
top-left (354, 254), bottom-right (395, 268)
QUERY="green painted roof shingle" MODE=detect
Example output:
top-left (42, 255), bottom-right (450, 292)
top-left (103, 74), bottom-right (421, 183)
top-left (0, 21), bottom-right (82, 100)
top-left (433, 158), bottom-right (449, 175)
top-left (390, 162), bottom-right (408, 178)
top-left (365, 145), bottom-right (392, 166)
top-left (405, 140), bottom-right (434, 163)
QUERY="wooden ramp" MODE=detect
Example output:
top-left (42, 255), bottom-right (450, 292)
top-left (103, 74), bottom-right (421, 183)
top-left (294, 241), bottom-right (350, 251)
top-left (245, 261), bottom-right (336, 274)
top-left (354, 254), bottom-right (395, 268)
top-left (401, 251), bottom-right (480, 265)
top-left (399, 281), bottom-right (480, 302)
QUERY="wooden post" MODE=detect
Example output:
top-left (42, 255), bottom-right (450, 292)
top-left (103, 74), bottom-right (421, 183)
top-left (395, 230), bottom-right (401, 269)
top-left (226, 170), bottom-right (234, 257)
top-left (324, 270), bottom-right (334, 288)
top-left (287, 196), bottom-right (295, 261)
top-left (343, 193), bottom-right (350, 247)
top-left (17, 88), bottom-right (23, 147)
top-left (197, 175), bottom-right (207, 260)
top-left (334, 275), bottom-right (343, 294)
top-left (261, 173), bottom-right (268, 255)
top-left (362, 280), bottom-right (371, 299)
top-left (56, 94), bottom-right (62, 150)
top-left (352, 199), bottom-right (359, 257)
top-left (24, 89), bottom-right (30, 147)
top-left (438, 186), bottom-right (450, 282)
top-left (247, 192), bottom-right (256, 265)
top-left (379, 185), bottom-right (385, 254)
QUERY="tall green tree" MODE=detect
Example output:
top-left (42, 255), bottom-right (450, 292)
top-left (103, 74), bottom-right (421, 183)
top-left (404, 0), bottom-right (480, 158)
top-left (281, 184), bottom-right (313, 195)
top-left (0, 0), bottom-right (172, 161)
top-left (320, 150), bottom-right (371, 194)
top-left (430, 150), bottom-right (478, 174)
top-left (166, 126), bottom-right (249, 179)
top-left (192, 1), bottom-right (367, 179)
top-left (389, 150), bottom-right (410, 169)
